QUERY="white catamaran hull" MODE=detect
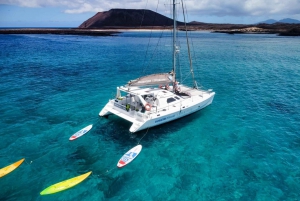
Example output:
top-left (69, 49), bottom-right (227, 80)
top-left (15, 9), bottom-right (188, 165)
top-left (100, 87), bottom-right (215, 133)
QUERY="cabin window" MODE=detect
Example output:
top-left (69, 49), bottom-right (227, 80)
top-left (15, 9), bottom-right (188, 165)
top-left (175, 96), bottom-right (180, 100)
top-left (167, 97), bottom-right (176, 103)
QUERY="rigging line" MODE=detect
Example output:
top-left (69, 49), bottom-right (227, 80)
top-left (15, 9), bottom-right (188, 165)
top-left (183, 1), bottom-right (199, 83)
top-left (137, 127), bottom-right (150, 145)
top-left (140, 3), bottom-right (151, 75)
top-left (144, 28), bottom-right (167, 71)
top-left (144, 0), bottom-right (174, 74)
top-left (184, 2), bottom-right (201, 86)
top-left (139, 0), bottom-right (149, 28)
top-left (25, 148), bottom-right (60, 165)
top-left (184, 0), bottom-right (197, 66)
top-left (95, 167), bottom-right (117, 177)
top-left (141, 0), bottom-right (161, 76)
top-left (181, 71), bottom-right (192, 83)
top-left (177, 38), bottom-right (182, 83)
top-left (160, 0), bottom-right (170, 52)
top-left (177, 51), bottom-right (182, 83)
top-left (180, 0), bottom-right (197, 88)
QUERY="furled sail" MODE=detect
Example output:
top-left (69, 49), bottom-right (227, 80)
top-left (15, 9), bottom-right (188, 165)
top-left (127, 73), bottom-right (173, 86)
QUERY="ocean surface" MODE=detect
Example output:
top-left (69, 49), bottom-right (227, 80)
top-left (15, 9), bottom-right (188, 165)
top-left (0, 31), bottom-right (299, 201)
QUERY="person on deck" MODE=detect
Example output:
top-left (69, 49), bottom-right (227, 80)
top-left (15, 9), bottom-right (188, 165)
top-left (165, 84), bottom-right (170, 90)
top-left (174, 81), bottom-right (181, 94)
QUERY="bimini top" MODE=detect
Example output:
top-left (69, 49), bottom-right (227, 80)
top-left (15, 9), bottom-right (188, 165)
top-left (127, 73), bottom-right (173, 86)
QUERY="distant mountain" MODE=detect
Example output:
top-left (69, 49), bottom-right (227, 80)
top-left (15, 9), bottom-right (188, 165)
top-left (259, 18), bottom-right (300, 24)
top-left (259, 19), bottom-right (277, 24)
top-left (189, 21), bottom-right (206, 25)
top-left (78, 9), bottom-right (184, 28)
top-left (278, 18), bottom-right (300, 24)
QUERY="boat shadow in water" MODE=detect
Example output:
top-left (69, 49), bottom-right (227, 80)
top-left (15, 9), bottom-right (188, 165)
top-left (97, 171), bottom-right (133, 199)
top-left (88, 111), bottom-right (207, 199)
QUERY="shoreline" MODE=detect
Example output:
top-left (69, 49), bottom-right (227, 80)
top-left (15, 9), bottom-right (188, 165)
top-left (0, 26), bottom-right (299, 36)
top-left (0, 28), bottom-right (120, 36)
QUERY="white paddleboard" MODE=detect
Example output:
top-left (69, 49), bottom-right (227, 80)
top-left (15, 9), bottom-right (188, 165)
top-left (117, 145), bottom-right (142, 168)
top-left (69, 125), bottom-right (93, 141)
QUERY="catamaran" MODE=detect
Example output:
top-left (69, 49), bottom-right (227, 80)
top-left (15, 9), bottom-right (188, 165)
top-left (99, 0), bottom-right (215, 133)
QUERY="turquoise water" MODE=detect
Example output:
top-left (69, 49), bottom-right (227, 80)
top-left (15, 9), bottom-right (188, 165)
top-left (0, 32), bottom-right (299, 200)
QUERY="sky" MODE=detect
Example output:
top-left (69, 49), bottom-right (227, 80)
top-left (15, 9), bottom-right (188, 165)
top-left (0, 0), bottom-right (300, 27)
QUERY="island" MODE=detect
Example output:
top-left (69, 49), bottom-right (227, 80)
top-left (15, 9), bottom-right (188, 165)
top-left (1, 9), bottom-right (299, 36)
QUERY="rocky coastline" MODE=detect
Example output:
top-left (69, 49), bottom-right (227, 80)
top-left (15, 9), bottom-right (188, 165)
top-left (211, 25), bottom-right (300, 36)
top-left (0, 28), bottom-right (120, 36)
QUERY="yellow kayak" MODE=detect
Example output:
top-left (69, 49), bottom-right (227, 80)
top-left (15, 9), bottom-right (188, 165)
top-left (0, 158), bottom-right (25, 178)
top-left (40, 171), bottom-right (92, 195)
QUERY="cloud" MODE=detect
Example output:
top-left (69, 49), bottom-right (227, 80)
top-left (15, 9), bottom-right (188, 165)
top-left (1, 0), bottom-right (300, 17)
top-left (184, 0), bottom-right (300, 16)
top-left (65, 3), bottom-right (100, 14)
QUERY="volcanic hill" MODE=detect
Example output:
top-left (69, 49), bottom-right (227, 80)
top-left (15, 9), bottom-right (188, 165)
top-left (79, 8), bottom-right (184, 28)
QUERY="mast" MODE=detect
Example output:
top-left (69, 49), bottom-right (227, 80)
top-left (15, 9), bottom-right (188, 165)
top-left (172, 0), bottom-right (177, 84)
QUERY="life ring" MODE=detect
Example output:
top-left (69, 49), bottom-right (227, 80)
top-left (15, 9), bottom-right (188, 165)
top-left (145, 103), bottom-right (152, 111)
